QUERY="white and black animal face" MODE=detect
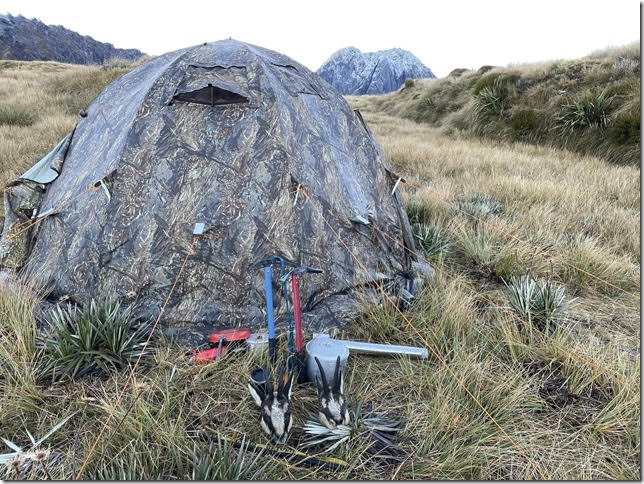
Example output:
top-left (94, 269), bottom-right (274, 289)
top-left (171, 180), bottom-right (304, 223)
top-left (315, 356), bottom-right (350, 429)
top-left (248, 365), bottom-right (294, 444)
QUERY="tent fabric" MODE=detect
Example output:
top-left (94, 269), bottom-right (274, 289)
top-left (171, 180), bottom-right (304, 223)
top-left (0, 39), bottom-right (424, 344)
top-left (18, 132), bottom-right (73, 184)
top-left (0, 181), bottom-right (44, 269)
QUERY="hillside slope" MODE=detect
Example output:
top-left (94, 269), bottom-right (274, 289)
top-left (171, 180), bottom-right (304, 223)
top-left (0, 13), bottom-right (143, 64)
top-left (317, 47), bottom-right (435, 95)
top-left (354, 43), bottom-right (639, 165)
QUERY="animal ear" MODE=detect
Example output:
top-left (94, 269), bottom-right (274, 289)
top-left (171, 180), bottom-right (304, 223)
top-left (314, 357), bottom-right (328, 392)
top-left (248, 381), bottom-right (264, 407)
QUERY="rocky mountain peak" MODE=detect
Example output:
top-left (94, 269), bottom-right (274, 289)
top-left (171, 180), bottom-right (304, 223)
top-left (317, 46), bottom-right (434, 95)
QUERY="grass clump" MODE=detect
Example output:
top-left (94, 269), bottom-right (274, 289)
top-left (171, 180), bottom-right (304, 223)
top-left (0, 280), bottom-right (46, 420)
top-left (511, 109), bottom-right (538, 141)
top-left (457, 193), bottom-right (503, 219)
top-left (0, 104), bottom-right (37, 126)
top-left (467, 75), bottom-right (481, 89)
top-left (447, 68), bottom-right (469, 78)
top-left (555, 90), bottom-right (613, 133)
top-left (453, 227), bottom-right (528, 282)
top-left (558, 235), bottom-right (638, 294)
top-left (474, 78), bottom-right (509, 117)
top-left (506, 274), bottom-right (570, 331)
top-left (412, 223), bottom-right (450, 259)
top-left (405, 196), bottom-right (432, 224)
top-left (38, 300), bottom-right (151, 380)
top-left (613, 56), bottom-right (639, 77)
top-left (609, 113), bottom-right (640, 145)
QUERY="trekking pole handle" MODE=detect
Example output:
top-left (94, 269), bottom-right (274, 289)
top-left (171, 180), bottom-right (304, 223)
top-left (279, 266), bottom-right (323, 282)
top-left (250, 255), bottom-right (296, 271)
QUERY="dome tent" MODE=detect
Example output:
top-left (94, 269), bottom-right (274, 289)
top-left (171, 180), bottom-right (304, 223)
top-left (0, 40), bottom-right (424, 344)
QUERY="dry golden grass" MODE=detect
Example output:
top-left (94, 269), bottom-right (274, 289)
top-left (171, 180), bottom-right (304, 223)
top-left (0, 54), bottom-right (640, 480)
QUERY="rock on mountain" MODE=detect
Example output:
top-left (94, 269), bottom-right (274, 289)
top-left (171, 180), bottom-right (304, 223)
top-left (0, 13), bottom-right (143, 64)
top-left (317, 47), bottom-right (435, 95)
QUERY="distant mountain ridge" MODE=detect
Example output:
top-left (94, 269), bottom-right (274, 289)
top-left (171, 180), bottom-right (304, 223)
top-left (317, 47), bottom-right (435, 95)
top-left (0, 13), bottom-right (143, 64)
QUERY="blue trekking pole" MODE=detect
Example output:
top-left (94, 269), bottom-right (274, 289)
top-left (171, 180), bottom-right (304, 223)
top-left (251, 256), bottom-right (295, 363)
top-left (263, 264), bottom-right (276, 362)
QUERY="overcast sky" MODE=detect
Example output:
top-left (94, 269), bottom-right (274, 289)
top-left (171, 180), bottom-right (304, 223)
top-left (2, 0), bottom-right (640, 77)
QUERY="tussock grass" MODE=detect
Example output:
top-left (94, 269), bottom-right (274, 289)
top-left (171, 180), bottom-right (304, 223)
top-left (0, 279), bottom-right (47, 423)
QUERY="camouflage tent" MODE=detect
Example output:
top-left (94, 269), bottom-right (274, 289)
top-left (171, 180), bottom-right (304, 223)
top-left (0, 40), bottom-right (426, 344)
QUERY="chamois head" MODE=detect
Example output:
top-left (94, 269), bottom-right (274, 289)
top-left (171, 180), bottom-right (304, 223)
top-left (314, 356), bottom-right (350, 429)
top-left (248, 363), bottom-right (294, 444)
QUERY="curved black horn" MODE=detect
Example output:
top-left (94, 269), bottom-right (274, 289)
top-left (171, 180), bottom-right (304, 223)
top-left (281, 364), bottom-right (290, 396)
top-left (333, 356), bottom-right (341, 393)
top-left (314, 356), bottom-right (329, 391)
top-left (277, 362), bottom-right (286, 394)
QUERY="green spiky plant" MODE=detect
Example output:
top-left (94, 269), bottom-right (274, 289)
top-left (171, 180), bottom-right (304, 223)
top-left (302, 400), bottom-right (406, 462)
top-left (183, 437), bottom-right (273, 480)
top-left (38, 300), bottom-right (152, 380)
top-left (506, 275), bottom-right (571, 332)
top-left (474, 78), bottom-right (509, 117)
top-left (555, 90), bottom-right (614, 133)
top-left (457, 193), bottom-right (504, 219)
top-left (412, 223), bottom-right (450, 259)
